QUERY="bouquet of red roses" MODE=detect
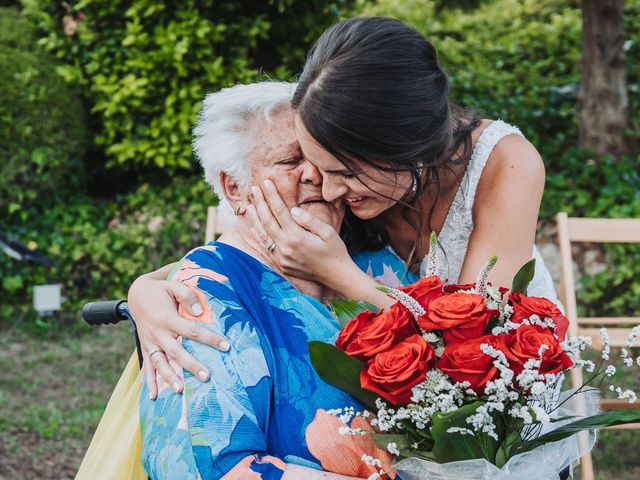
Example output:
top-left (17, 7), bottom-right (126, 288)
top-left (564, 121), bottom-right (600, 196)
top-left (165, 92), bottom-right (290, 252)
top-left (309, 237), bottom-right (640, 480)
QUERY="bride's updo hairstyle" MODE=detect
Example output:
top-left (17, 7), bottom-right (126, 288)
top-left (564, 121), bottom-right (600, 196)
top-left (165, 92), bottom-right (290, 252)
top-left (292, 17), bottom-right (479, 270)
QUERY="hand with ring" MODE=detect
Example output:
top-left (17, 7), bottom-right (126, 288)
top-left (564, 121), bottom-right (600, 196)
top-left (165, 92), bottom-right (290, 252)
top-left (246, 180), bottom-right (358, 288)
top-left (128, 263), bottom-right (232, 400)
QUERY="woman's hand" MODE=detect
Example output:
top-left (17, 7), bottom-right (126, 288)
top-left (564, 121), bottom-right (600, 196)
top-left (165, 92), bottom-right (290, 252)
top-left (128, 264), bottom-right (231, 400)
top-left (248, 180), bottom-right (395, 310)
top-left (247, 179), bottom-right (352, 286)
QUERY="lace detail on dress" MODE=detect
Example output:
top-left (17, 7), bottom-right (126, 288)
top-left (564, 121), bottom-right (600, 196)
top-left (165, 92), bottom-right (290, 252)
top-left (418, 120), bottom-right (560, 305)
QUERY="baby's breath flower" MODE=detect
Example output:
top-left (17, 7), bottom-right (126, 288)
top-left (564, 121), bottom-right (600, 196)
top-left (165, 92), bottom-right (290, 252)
top-left (386, 442), bottom-right (400, 455)
top-left (627, 325), bottom-right (640, 347)
top-left (422, 332), bottom-right (439, 343)
top-left (447, 427), bottom-right (475, 435)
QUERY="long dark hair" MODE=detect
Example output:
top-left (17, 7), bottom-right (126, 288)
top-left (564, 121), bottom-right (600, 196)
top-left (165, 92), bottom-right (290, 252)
top-left (292, 17), bottom-right (479, 272)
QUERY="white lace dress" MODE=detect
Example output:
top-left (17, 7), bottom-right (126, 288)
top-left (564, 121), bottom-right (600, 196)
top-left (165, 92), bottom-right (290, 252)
top-left (418, 120), bottom-right (560, 306)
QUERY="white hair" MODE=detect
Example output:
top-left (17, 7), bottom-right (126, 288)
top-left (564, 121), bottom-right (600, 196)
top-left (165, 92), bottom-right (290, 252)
top-left (193, 81), bottom-right (295, 226)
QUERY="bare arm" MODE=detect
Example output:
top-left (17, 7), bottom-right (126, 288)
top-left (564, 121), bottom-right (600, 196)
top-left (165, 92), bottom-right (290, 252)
top-left (458, 134), bottom-right (545, 288)
top-left (128, 263), bottom-right (231, 399)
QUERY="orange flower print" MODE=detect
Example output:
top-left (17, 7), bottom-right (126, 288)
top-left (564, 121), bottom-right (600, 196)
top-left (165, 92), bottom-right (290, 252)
top-left (305, 409), bottom-right (396, 478)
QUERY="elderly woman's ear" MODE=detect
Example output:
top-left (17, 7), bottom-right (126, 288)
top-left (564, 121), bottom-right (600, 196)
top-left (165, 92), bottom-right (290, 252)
top-left (220, 172), bottom-right (247, 215)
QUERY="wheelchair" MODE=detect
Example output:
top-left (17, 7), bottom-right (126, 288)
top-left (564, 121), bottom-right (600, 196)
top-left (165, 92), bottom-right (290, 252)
top-left (82, 300), bottom-right (144, 367)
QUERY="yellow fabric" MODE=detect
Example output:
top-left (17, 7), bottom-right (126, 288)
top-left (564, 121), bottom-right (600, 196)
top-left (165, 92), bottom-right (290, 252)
top-left (75, 351), bottom-right (147, 480)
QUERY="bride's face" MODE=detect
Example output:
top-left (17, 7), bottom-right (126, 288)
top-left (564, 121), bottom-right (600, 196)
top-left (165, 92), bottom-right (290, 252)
top-left (294, 115), bottom-right (413, 220)
top-left (243, 107), bottom-right (345, 230)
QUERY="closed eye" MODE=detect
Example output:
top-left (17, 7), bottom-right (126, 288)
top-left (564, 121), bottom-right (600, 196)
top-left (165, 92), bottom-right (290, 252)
top-left (277, 156), bottom-right (302, 165)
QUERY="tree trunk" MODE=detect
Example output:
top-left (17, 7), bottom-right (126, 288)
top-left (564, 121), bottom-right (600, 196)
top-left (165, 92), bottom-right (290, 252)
top-left (578, 0), bottom-right (628, 157)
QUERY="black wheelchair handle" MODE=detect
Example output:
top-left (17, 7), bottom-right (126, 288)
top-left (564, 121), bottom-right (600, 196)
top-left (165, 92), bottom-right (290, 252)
top-left (82, 300), bottom-right (129, 325)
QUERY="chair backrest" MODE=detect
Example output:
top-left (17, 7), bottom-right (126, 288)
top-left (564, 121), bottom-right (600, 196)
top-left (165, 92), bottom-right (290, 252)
top-left (204, 206), bottom-right (225, 244)
top-left (557, 213), bottom-right (640, 340)
top-left (557, 212), bottom-right (640, 411)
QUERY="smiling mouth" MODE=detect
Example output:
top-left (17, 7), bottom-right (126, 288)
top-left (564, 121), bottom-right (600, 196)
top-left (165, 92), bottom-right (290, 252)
top-left (346, 197), bottom-right (365, 204)
top-left (300, 196), bottom-right (326, 205)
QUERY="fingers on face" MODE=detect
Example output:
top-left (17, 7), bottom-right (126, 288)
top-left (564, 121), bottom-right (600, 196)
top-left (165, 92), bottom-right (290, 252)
top-left (291, 207), bottom-right (335, 241)
top-left (247, 205), bottom-right (275, 250)
top-left (261, 180), bottom-right (297, 230)
top-left (251, 186), bottom-right (283, 238)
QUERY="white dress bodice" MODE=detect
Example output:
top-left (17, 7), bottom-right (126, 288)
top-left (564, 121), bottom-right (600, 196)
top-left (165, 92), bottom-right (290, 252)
top-left (418, 120), bottom-right (560, 305)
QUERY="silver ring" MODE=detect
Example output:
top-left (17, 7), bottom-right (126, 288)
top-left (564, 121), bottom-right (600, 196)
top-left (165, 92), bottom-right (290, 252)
top-left (267, 241), bottom-right (276, 254)
top-left (149, 349), bottom-right (164, 359)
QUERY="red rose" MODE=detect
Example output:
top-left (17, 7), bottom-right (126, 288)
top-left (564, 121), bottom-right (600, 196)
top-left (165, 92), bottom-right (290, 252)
top-left (336, 303), bottom-right (418, 362)
top-left (436, 335), bottom-right (501, 394)
top-left (500, 324), bottom-right (573, 376)
top-left (419, 292), bottom-right (498, 343)
top-left (360, 334), bottom-right (435, 405)
top-left (509, 293), bottom-right (569, 340)
top-left (399, 275), bottom-right (444, 309)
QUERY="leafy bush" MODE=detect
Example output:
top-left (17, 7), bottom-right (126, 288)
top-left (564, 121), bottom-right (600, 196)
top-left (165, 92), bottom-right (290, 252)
top-left (0, 176), bottom-right (215, 327)
top-left (360, 0), bottom-right (640, 163)
top-left (21, 0), bottom-right (353, 172)
top-left (544, 151), bottom-right (640, 317)
top-left (360, 0), bottom-right (640, 318)
top-left (0, 7), bottom-right (87, 219)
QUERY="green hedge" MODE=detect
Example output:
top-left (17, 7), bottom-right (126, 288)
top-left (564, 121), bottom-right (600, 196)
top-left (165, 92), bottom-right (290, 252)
top-left (361, 0), bottom-right (640, 318)
top-left (21, 0), bottom-right (354, 172)
top-left (0, 7), bottom-right (87, 219)
top-left (2, 0), bottom-right (639, 327)
top-left (543, 151), bottom-right (640, 318)
top-left (0, 177), bottom-right (215, 328)
top-left (361, 0), bottom-right (640, 162)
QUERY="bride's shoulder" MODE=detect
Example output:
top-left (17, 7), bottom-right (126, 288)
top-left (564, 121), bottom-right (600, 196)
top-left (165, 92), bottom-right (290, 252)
top-left (474, 119), bottom-right (545, 204)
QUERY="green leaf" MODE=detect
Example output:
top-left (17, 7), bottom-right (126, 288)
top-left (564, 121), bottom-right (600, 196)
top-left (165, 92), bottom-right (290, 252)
top-left (513, 410), bottom-right (640, 457)
top-left (308, 341), bottom-right (379, 410)
top-left (372, 433), bottom-right (412, 451)
top-left (431, 401), bottom-right (500, 463)
top-left (330, 299), bottom-right (379, 328)
top-left (511, 259), bottom-right (536, 295)
top-left (495, 430), bottom-right (521, 468)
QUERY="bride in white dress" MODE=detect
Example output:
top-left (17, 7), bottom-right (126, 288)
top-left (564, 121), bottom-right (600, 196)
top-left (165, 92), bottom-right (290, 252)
top-left (128, 17), bottom-right (560, 393)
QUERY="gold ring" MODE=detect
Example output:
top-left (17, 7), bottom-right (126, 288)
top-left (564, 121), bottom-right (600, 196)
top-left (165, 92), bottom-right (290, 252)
top-left (267, 241), bottom-right (276, 254)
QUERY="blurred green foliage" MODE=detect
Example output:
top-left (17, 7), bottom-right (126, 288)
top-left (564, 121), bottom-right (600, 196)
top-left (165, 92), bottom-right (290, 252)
top-left (545, 151), bottom-right (640, 318)
top-left (360, 0), bottom-right (640, 318)
top-left (21, 0), bottom-right (351, 172)
top-left (1, 0), bottom-right (639, 327)
top-left (0, 177), bottom-right (215, 326)
top-left (0, 7), bottom-right (87, 220)
top-left (363, 0), bottom-right (639, 156)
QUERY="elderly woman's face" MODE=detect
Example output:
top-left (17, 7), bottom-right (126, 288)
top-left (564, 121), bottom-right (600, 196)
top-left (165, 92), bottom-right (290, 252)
top-left (246, 107), bottom-right (345, 230)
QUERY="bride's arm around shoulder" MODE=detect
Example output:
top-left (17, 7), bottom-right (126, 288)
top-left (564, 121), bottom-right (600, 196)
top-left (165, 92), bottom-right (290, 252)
top-left (459, 133), bottom-right (545, 288)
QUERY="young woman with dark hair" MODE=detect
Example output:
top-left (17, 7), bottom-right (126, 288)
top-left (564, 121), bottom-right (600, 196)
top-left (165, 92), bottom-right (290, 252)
top-left (246, 16), bottom-right (558, 311)
top-left (127, 17), bottom-right (559, 395)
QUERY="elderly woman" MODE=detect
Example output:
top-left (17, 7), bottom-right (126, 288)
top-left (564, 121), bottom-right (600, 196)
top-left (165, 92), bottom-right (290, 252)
top-left (140, 82), bottom-right (411, 479)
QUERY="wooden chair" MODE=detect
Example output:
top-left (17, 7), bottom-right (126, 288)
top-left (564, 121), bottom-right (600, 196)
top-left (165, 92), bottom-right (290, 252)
top-left (556, 212), bottom-right (640, 480)
top-left (204, 206), bottom-right (224, 244)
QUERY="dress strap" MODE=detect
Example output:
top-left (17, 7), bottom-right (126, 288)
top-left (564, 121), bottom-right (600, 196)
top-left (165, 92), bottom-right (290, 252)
top-left (462, 120), bottom-right (524, 209)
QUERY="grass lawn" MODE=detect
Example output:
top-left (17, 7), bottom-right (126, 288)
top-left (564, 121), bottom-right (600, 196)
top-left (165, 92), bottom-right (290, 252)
top-left (0, 322), bottom-right (133, 480)
top-left (0, 321), bottom-right (639, 479)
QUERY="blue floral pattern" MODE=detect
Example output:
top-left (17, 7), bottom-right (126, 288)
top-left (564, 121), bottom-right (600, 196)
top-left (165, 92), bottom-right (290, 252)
top-left (140, 243), bottom-right (411, 479)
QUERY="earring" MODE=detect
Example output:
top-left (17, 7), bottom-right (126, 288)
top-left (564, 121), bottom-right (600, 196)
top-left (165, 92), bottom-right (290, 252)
top-left (412, 162), bottom-right (425, 196)
top-left (411, 172), bottom-right (420, 196)
top-left (233, 205), bottom-right (245, 216)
